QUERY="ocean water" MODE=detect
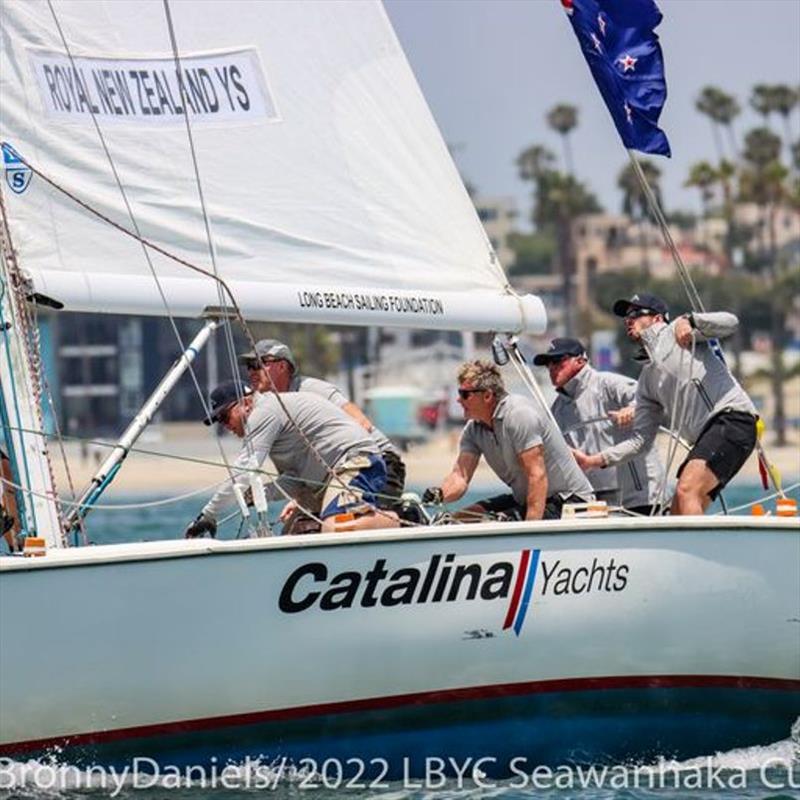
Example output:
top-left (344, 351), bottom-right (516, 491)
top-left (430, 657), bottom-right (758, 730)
top-left (2, 482), bottom-right (798, 799)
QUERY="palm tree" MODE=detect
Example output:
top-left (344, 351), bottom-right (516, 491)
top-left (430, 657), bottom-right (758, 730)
top-left (696, 86), bottom-right (740, 160)
top-left (515, 144), bottom-right (556, 183)
top-left (772, 85), bottom-right (800, 164)
top-left (740, 128), bottom-right (791, 445)
top-left (742, 127), bottom-right (782, 170)
top-left (685, 161), bottom-right (717, 219)
top-left (517, 142), bottom-right (601, 335)
top-left (546, 104), bottom-right (578, 175)
top-left (750, 84), bottom-right (776, 122)
top-left (791, 139), bottom-right (800, 172)
top-left (618, 159), bottom-right (662, 277)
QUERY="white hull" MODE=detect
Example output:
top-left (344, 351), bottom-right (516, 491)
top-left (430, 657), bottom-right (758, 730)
top-left (2, 516), bottom-right (798, 771)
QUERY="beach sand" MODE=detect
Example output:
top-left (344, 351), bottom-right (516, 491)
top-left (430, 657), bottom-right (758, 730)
top-left (49, 422), bottom-right (799, 498)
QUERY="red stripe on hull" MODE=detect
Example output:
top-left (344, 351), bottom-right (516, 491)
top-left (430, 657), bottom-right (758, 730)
top-left (502, 549), bottom-right (529, 629)
top-left (2, 674), bottom-right (798, 755)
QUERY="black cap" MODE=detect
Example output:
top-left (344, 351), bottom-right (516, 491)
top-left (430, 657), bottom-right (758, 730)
top-left (532, 337), bottom-right (587, 366)
top-left (203, 381), bottom-right (252, 426)
top-left (612, 292), bottom-right (670, 320)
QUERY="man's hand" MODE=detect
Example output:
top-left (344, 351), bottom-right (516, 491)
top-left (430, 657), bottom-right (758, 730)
top-left (571, 448), bottom-right (604, 472)
top-left (279, 499), bottom-right (298, 522)
top-left (184, 513), bottom-right (217, 539)
top-left (674, 315), bottom-right (695, 349)
top-left (608, 406), bottom-right (635, 428)
top-left (422, 487), bottom-right (444, 505)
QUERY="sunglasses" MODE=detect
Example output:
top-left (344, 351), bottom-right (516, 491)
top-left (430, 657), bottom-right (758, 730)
top-left (245, 357), bottom-right (282, 370)
top-left (215, 402), bottom-right (238, 425)
top-left (625, 308), bottom-right (655, 320)
top-left (457, 388), bottom-right (484, 400)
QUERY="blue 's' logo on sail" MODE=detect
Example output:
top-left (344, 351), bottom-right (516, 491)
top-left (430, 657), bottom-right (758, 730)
top-left (2, 143), bottom-right (32, 195)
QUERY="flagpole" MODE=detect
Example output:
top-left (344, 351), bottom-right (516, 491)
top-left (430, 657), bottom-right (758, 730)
top-left (625, 147), bottom-right (784, 501)
top-left (625, 149), bottom-right (705, 313)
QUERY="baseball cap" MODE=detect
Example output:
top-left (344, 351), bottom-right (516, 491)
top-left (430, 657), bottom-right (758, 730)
top-left (238, 338), bottom-right (297, 371)
top-left (612, 292), bottom-right (670, 320)
top-left (203, 381), bottom-right (252, 426)
top-left (532, 337), bottom-right (587, 366)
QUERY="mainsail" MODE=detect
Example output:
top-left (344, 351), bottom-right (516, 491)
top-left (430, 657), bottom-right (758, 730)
top-left (0, 0), bottom-right (545, 333)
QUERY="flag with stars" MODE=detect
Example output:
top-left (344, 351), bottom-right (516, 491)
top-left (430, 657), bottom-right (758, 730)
top-left (561, 0), bottom-right (671, 156)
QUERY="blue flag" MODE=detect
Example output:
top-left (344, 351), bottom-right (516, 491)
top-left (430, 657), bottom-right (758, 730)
top-left (561, 0), bottom-right (671, 157)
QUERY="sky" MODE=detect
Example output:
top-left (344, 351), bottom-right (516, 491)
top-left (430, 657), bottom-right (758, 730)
top-left (384, 0), bottom-right (800, 229)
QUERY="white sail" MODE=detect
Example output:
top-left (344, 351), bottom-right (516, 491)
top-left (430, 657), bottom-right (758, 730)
top-left (0, 0), bottom-right (545, 333)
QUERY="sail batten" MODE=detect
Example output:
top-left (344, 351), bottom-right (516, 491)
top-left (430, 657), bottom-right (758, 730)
top-left (0, 0), bottom-right (546, 333)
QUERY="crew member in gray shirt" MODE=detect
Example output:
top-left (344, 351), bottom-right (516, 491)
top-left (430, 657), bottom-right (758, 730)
top-left (534, 337), bottom-right (665, 514)
top-left (240, 339), bottom-right (406, 508)
top-left (423, 360), bottom-right (594, 521)
top-left (184, 382), bottom-right (399, 536)
top-left (573, 293), bottom-right (758, 515)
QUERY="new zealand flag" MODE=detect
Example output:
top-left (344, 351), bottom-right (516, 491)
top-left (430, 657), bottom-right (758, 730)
top-left (561, 0), bottom-right (671, 157)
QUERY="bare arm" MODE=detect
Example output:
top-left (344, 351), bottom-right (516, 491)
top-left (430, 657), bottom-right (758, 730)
top-left (518, 445), bottom-right (547, 521)
top-left (441, 451), bottom-right (480, 503)
top-left (342, 401), bottom-right (374, 433)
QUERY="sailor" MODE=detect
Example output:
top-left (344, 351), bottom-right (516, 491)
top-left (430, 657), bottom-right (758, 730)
top-left (572, 293), bottom-right (758, 515)
top-left (184, 381), bottom-right (399, 537)
top-left (533, 337), bottom-right (665, 515)
top-left (240, 339), bottom-right (406, 509)
top-left (0, 447), bottom-right (20, 552)
top-left (422, 360), bottom-right (594, 521)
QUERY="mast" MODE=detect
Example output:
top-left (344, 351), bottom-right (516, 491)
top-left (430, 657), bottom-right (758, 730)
top-left (0, 192), bottom-right (63, 548)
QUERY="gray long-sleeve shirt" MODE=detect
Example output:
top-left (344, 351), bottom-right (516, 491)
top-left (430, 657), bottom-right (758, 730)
top-left (288, 374), bottom-right (399, 457)
top-left (601, 313), bottom-right (756, 467)
top-left (460, 393), bottom-right (594, 506)
top-left (552, 365), bottom-right (665, 508)
top-left (202, 392), bottom-right (378, 520)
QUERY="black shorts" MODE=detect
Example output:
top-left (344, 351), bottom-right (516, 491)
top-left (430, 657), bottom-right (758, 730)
top-left (678, 410), bottom-right (757, 499)
top-left (476, 492), bottom-right (588, 521)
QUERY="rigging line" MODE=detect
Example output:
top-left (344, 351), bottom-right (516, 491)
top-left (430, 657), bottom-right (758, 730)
top-left (7, 155), bottom-right (362, 518)
top-left (6, 420), bottom-right (406, 520)
top-left (0, 194), bottom-right (63, 538)
top-left (626, 150), bottom-right (705, 313)
top-left (161, 0), bottom-right (242, 395)
top-left (156, 2), bottom-right (361, 511)
top-left (30, 305), bottom-right (89, 544)
top-left (715, 481), bottom-right (800, 515)
top-left (1, 475), bottom-right (230, 511)
top-left (43, 2), bottom-right (242, 497)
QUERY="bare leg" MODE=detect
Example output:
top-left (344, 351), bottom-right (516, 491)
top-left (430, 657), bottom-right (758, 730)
top-left (321, 509), bottom-right (400, 533)
top-left (671, 459), bottom-right (718, 515)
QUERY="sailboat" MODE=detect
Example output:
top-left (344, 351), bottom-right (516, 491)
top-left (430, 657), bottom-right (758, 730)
top-left (0, 0), bottom-right (797, 777)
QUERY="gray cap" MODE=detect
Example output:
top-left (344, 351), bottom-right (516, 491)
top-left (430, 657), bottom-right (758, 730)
top-left (238, 338), bottom-right (296, 371)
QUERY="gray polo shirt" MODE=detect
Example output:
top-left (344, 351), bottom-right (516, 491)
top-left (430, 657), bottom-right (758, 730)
top-left (202, 392), bottom-right (378, 520)
top-left (601, 314), bottom-right (756, 467)
top-left (460, 393), bottom-right (594, 506)
top-left (553, 365), bottom-right (665, 508)
top-left (289, 374), bottom-right (399, 456)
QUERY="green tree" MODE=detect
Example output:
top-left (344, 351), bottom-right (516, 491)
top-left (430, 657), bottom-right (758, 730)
top-left (516, 142), bottom-right (602, 334)
top-left (515, 144), bottom-right (556, 182)
top-left (739, 126), bottom-right (792, 445)
top-left (507, 231), bottom-right (556, 276)
top-left (546, 104), bottom-right (578, 175)
top-left (685, 161), bottom-right (718, 218)
top-left (771, 84), bottom-right (799, 147)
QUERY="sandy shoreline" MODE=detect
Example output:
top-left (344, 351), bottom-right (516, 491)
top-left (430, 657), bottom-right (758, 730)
top-left (49, 423), bottom-right (799, 498)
